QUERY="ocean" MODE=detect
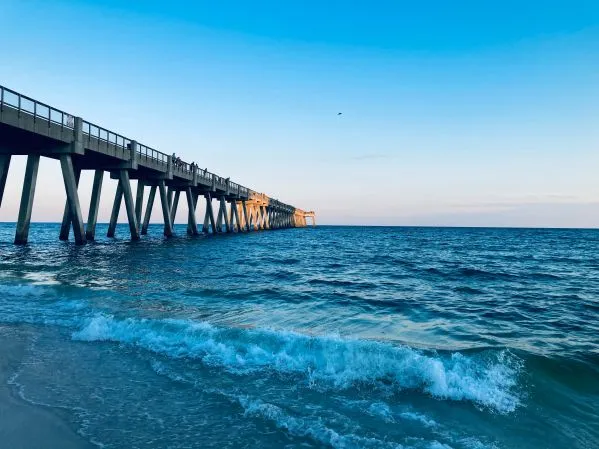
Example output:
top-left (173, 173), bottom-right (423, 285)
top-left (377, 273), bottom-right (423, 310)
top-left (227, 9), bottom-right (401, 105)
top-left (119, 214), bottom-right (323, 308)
top-left (0, 224), bottom-right (597, 448)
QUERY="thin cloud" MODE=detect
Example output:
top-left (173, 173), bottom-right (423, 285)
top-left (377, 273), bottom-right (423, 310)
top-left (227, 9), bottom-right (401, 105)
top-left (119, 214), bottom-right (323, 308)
top-left (350, 153), bottom-right (392, 161)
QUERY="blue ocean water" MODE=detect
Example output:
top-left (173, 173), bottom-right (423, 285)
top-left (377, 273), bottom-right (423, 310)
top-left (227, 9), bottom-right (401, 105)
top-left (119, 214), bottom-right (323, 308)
top-left (0, 224), bottom-right (598, 448)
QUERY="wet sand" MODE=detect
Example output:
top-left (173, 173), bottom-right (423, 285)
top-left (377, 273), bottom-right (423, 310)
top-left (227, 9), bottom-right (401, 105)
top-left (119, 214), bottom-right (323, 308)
top-left (0, 326), bottom-right (94, 449)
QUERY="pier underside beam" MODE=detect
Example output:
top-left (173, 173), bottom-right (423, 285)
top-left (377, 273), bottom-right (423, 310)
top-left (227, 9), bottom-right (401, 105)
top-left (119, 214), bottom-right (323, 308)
top-left (141, 185), bottom-right (156, 235)
top-left (86, 170), bottom-right (104, 240)
top-left (14, 155), bottom-right (40, 244)
top-left (59, 154), bottom-right (86, 245)
top-left (158, 180), bottom-right (173, 237)
top-left (0, 155), bottom-right (11, 208)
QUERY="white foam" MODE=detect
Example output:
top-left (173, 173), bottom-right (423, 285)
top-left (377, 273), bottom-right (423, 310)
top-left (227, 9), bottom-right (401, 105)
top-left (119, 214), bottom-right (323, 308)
top-left (237, 396), bottom-right (403, 449)
top-left (400, 412), bottom-right (438, 428)
top-left (367, 401), bottom-right (395, 422)
top-left (73, 314), bottom-right (522, 413)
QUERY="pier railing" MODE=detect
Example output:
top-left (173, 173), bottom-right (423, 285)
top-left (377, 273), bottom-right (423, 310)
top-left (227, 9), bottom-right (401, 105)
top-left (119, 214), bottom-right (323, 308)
top-left (0, 85), bottom-right (75, 129)
top-left (138, 143), bottom-right (168, 166)
top-left (81, 120), bottom-right (129, 159)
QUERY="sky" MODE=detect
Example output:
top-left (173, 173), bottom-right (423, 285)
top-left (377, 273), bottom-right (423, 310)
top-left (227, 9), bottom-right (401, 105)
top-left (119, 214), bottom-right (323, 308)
top-left (0, 0), bottom-right (598, 227)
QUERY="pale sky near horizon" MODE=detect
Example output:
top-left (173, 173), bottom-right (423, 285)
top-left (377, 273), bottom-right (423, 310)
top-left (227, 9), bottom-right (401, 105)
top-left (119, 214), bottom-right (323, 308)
top-left (0, 0), bottom-right (598, 227)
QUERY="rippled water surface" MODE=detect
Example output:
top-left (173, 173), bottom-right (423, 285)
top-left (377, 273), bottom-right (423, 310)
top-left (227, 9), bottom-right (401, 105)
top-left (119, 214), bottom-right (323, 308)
top-left (0, 224), bottom-right (598, 448)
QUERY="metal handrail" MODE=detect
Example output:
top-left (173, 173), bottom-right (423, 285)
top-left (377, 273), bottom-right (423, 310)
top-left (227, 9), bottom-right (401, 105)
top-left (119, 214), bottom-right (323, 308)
top-left (81, 120), bottom-right (130, 149)
top-left (138, 143), bottom-right (168, 165)
top-left (173, 159), bottom-right (192, 175)
top-left (0, 85), bottom-right (75, 129)
top-left (198, 169), bottom-right (212, 183)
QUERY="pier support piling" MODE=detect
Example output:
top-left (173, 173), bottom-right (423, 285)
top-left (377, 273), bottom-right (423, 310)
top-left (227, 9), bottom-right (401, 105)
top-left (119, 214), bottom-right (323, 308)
top-left (14, 155), bottom-right (40, 244)
top-left (141, 185), bottom-right (156, 235)
top-left (249, 205), bottom-right (255, 231)
top-left (203, 193), bottom-right (217, 233)
top-left (216, 200), bottom-right (223, 233)
top-left (186, 187), bottom-right (198, 235)
top-left (59, 154), bottom-right (86, 245)
top-left (229, 201), bottom-right (235, 231)
top-left (119, 170), bottom-right (140, 241)
top-left (187, 192), bottom-right (199, 235)
top-left (59, 166), bottom-right (81, 241)
top-left (158, 181), bottom-right (173, 237)
top-left (135, 181), bottom-right (144, 226)
top-left (242, 201), bottom-right (250, 232)
top-left (107, 182), bottom-right (123, 238)
top-left (220, 197), bottom-right (231, 233)
top-left (86, 170), bottom-right (104, 241)
top-left (170, 190), bottom-right (180, 225)
top-left (262, 206), bottom-right (269, 229)
top-left (230, 201), bottom-right (241, 232)
top-left (236, 202), bottom-right (244, 231)
top-left (167, 187), bottom-right (173, 211)
top-left (0, 155), bottom-right (11, 208)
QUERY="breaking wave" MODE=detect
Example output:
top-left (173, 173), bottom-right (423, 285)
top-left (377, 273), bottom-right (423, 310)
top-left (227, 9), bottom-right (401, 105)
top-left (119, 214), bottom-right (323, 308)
top-left (73, 314), bottom-right (522, 413)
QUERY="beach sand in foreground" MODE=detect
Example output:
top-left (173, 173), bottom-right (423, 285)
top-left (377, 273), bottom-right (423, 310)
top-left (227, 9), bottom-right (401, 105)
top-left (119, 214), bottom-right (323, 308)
top-left (0, 326), bottom-right (94, 449)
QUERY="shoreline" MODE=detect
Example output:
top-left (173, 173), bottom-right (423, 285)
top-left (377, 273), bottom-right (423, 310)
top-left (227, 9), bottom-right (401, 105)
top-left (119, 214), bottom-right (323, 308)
top-left (0, 325), bottom-right (95, 449)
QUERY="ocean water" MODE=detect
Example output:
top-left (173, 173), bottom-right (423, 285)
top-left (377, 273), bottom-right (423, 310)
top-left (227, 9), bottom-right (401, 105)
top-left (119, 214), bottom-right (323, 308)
top-left (0, 224), bottom-right (598, 449)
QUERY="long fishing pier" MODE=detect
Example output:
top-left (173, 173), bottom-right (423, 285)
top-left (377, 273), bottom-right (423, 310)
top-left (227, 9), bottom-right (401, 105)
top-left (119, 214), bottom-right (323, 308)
top-left (0, 85), bottom-right (315, 245)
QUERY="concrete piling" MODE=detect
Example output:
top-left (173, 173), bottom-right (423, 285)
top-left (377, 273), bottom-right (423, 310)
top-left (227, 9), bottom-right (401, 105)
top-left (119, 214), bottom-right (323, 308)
top-left (141, 185), bottom-right (156, 235)
top-left (186, 187), bottom-right (198, 235)
top-left (59, 154), bottom-right (86, 245)
top-left (14, 155), bottom-right (40, 244)
top-left (158, 181), bottom-right (173, 237)
top-left (0, 155), bottom-right (12, 208)
top-left (118, 170), bottom-right (140, 241)
top-left (170, 190), bottom-right (180, 224)
top-left (59, 166), bottom-right (81, 241)
top-left (107, 182), bottom-right (123, 238)
top-left (86, 170), bottom-right (104, 240)
top-left (135, 181), bottom-right (144, 226)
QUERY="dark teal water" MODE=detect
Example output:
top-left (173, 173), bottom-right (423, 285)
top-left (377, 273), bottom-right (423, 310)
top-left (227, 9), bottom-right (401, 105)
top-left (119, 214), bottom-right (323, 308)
top-left (0, 224), bottom-right (598, 448)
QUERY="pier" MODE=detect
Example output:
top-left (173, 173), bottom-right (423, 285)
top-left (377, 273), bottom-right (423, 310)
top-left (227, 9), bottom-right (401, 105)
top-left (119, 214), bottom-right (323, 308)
top-left (0, 85), bottom-right (315, 245)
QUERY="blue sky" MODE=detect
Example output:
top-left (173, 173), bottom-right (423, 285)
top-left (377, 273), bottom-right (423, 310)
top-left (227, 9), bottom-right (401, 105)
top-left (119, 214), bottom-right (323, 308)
top-left (1, 0), bottom-right (598, 226)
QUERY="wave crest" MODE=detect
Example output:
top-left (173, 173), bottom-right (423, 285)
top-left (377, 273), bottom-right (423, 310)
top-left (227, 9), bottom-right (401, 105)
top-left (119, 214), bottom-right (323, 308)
top-left (72, 314), bottom-right (522, 413)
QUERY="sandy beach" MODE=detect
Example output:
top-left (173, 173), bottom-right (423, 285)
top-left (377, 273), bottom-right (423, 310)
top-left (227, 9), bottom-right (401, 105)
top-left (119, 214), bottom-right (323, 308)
top-left (0, 325), bottom-right (93, 449)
